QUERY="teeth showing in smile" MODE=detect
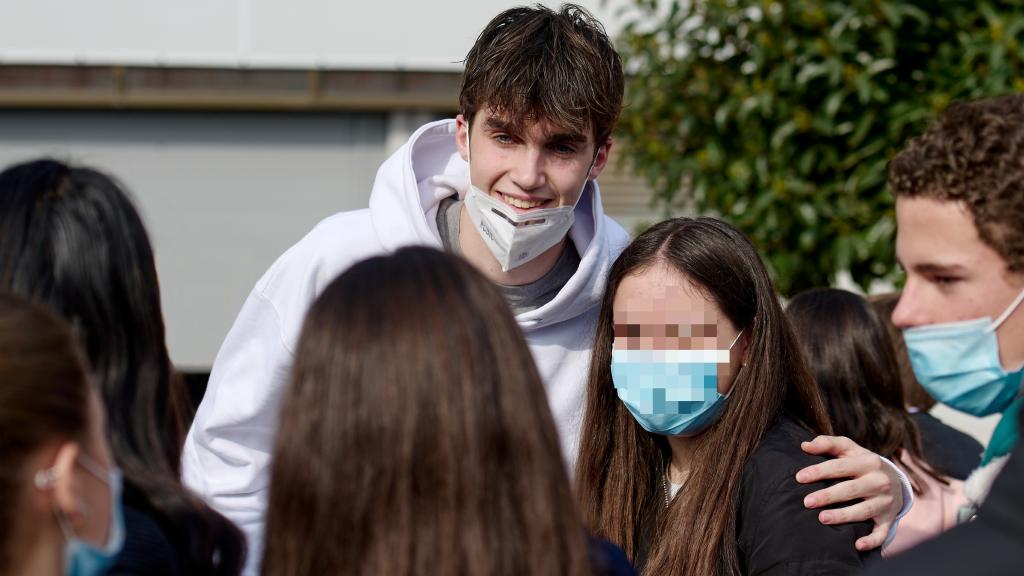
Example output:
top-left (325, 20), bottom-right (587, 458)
top-left (500, 193), bottom-right (547, 209)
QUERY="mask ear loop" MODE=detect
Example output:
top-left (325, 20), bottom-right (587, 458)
top-left (990, 288), bottom-right (1024, 332)
top-left (718, 328), bottom-right (749, 400)
top-left (576, 152), bottom-right (599, 204)
top-left (727, 329), bottom-right (745, 351)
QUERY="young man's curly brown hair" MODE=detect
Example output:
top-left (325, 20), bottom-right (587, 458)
top-left (889, 94), bottom-right (1024, 271)
top-left (459, 3), bottom-right (624, 146)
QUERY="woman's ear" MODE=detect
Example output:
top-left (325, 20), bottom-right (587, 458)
top-left (738, 322), bottom-right (754, 368)
top-left (49, 442), bottom-right (85, 524)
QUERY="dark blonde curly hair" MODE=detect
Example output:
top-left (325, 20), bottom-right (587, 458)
top-left (889, 94), bottom-right (1024, 271)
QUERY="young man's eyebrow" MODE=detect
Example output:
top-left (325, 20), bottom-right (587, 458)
top-left (483, 117), bottom-right (516, 134)
top-left (895, 256), bottom-right (967, 275)
top-left (547, 131), bottom-right (588, 144)
top-left (480, 115), bottom-right (588, 145)
top-left (912, 262), bottom-right (968, 275)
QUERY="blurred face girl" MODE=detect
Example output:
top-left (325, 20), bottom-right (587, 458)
top-left (611, 261), bottom-right (748, 482)
top-left (576, 218), bottom-right (843, 575)
top-left (0, 296), bottom-right (123, 576)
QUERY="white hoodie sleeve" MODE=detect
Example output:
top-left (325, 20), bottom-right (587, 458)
top-left (181, 286), bottom-right (297, 574)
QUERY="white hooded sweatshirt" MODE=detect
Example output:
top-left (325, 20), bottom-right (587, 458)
top-left (181, 119), bottom-right (630, 572)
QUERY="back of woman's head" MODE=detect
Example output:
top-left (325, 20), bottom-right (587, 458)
top-left (786, 288), bottom-right (942, 493)
top-left (0, 158), bottom-right (244, 574)
top-left (0, 159), bottom-right (184, 470)
top-left (576, 217), bottom-right (829, 575)
top-left (264, 247), bottom-right (592, 576)
top-left (0, 293), bottom-right (90, 571)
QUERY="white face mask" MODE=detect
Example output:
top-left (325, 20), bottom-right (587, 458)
top-left (462, 126), bottom-right (596, 272)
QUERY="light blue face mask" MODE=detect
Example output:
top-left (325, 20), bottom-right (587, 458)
top-left (903, 288), bottom-right (1024, 417)
top-left (37, 452), bottom-right (126, 576)
top-left (611, 331), bottom-right (742, 437)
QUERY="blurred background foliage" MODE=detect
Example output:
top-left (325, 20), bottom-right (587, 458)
top-left (615, 0), bottom-right (1024, 295)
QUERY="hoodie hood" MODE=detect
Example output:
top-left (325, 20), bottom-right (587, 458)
top-left (369, 118), bottom-right (629, 332)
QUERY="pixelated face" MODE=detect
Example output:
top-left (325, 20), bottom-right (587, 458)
top-left (892, 196), bottom-right (1024, 369)
top-left (612, 262), bottom-right (746, 395)
top-left (455, 107), bottom-right (610, 215)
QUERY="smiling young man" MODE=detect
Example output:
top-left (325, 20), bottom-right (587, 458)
top-left (182, 5), bottom-right (906, 573)
top-left (868, 95), bottom-right (1024, 574)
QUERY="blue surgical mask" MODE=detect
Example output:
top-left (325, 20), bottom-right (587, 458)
top-left (42, 453), bottom-right (126, 576)
top-left (903, 288), bottom-right (1024, 417)
top-left (611, 331), bottom-right (743, 436)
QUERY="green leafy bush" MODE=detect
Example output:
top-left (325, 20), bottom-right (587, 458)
top-left (616, 0), bottom-right (1024, 294)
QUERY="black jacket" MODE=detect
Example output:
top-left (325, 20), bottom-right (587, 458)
top-left (590, 537), bottom-right (638, 576)
top-left (108, 483), bottom-right (182, 576)
top-left (734, 416), bottom-right (877, 575)
top-left (912, 411), bottom-right (984, 480)
top-left (866, 406), bottom-right (1024, 576)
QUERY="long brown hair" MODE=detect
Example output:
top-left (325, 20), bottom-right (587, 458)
top-left (262, 247), bottom-right (593, 576)
top-left (786, 288), bottom-right (949, 494)
top-left (575, 217), bottom-right (831, 576)
top-left (0, 293), bottom-right (91, 572)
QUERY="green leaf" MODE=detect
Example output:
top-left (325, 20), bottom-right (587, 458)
top-left (770, 120), bottom-right (798, 150)
top-left (849, 110), bottom-right (877, 148)
top-left (866, 58), bottom-right (896, 76)
top-left (824, 91), bottom-right (844, 118)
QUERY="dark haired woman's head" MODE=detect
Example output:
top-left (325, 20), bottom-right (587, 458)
top-left (787, 288), bottom-right (946, 492)
top-left (0, 158), bottom-right (183, 473)
top-left (0, 158), bottom-right (244, 574)
top-left (263, 247), bottom-right (592, 576)
top-left (576, 217), bottom-right (829, 575)
top-left (0, 293), bottom-right (118, 574)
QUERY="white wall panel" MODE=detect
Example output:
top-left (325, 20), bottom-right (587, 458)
top-left (0, 110), bottom-right (386, 369)
top-left (0, 0), bottom-right (632, 70)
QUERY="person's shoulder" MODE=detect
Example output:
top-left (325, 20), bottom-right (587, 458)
top-left (737, 417), bottom-right (875, 574)
top-left (912, 411), bottom-right (984, 479)
top-left (588, 536), bottom-right (637, 576)
top-left (292, 208), bottom-right (377, 255)
top-left (598, 214), bottom-right (630, 250)
top-left (743, 416), bottom-right (825, 485)
top-left (110, 503), bottom-right (181, 576)
top-left (913, 411), bottom-right (984, 452)
top-left (912, 412), bottom-right (982, 448)
top-left (256, 208), bottom-right (381, 294)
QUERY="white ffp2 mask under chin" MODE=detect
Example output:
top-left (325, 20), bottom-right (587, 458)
top-left (462, 126), bottom-right (594, 272)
